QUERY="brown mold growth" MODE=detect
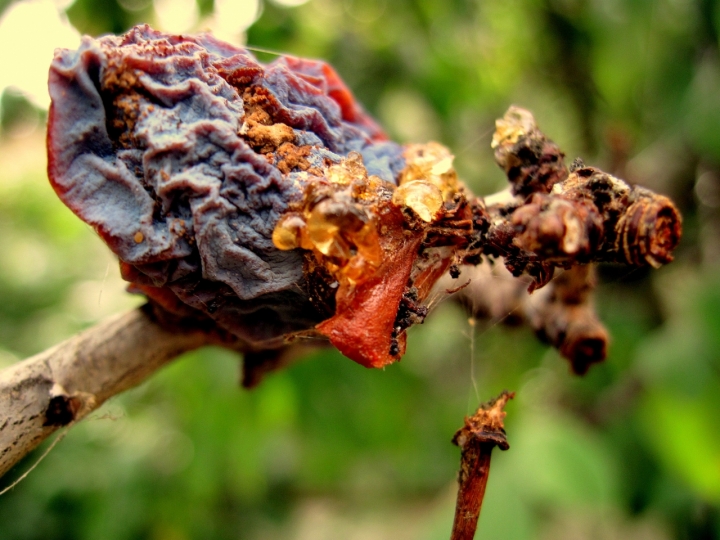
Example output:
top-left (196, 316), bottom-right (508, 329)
top-left (275, 142), bottom-right (312, 174)
top-left (101, 56), bottom-right (143, 148)
top-left (240, 87), bottom-right (294, 152)
top-left (239, 86), bottom-right (314, 173)
top-left (242, 121), bottom-right (295, 153)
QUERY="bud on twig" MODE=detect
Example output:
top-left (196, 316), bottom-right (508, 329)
top-left (492, 106), bottom-right (568, 196)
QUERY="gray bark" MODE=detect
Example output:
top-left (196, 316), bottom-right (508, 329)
top-left (0, 307), bottom-right (209, 479)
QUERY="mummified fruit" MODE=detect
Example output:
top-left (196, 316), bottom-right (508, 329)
top-left (48, 25), bottom-right (481, 368)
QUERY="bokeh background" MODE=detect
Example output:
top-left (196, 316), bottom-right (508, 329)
top-left (0, 0), bottom-right (719, 538)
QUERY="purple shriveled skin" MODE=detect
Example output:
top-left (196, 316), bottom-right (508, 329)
top-left (48, 25), bottom-right (405, 350)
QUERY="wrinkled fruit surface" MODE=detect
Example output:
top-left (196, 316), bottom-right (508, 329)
top-left (48, 25), bottom-right (484, 367)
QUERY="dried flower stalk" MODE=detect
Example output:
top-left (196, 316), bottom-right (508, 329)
top-left (451, 390), bottom-right (514, 540)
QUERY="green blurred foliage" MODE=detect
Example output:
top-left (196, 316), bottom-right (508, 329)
top-left (1, 0), bottom-right (720, 538)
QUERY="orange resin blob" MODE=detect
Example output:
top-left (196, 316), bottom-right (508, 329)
top-left (272, 213), bottom-right (306, 250)
top-left (392, 180), bottom-right (444, 222)
top-left (272, 154), bottom-right (391, 289)
top-left (271, 143), bottom-right (478, 368)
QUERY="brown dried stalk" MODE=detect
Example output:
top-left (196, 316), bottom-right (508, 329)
top-left (450, 390), bottom-right (514, 540)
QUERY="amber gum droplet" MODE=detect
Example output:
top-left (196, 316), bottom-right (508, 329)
top-left (133, 231), bottom-right (144, 243)
top-left (321, 199), bottom-right (368, 233)
top-left (327, 164), bottom-right (353, 186)
top-left (392, 180), bottom-right (444, 222)
top-left (401, 143), bottom-right (459, 201)
top-left (430, 156), bottom-right (454, 176)
top-left (272, 213), bottom-right (306, 250)
top-left (491, 107), bottom-right (536, 149)
top-left (327, 152), bottom-right (368, 186)
top-left (351, 222), bottom-right (382, 266)
top-left (340, 256), bottom-right (375, 285)
top-left (352, 175), bottom-right (387, 202)
top-left (344, 152), bottom-right (367, 177)
top-left (306, 202), bottom-right (352, 259)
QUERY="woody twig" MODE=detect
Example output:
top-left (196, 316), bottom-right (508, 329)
top-left (450, 390), bottom-right (514, 540)
top-left (445, 262), bottom-right (608, 374)
top-left (479, 106), bottom-right (681, 292)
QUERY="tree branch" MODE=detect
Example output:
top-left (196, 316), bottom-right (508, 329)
top-left (0, 306), bottom-right (212, 479)
top-left (441, 262), bottom-right (608, 374)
